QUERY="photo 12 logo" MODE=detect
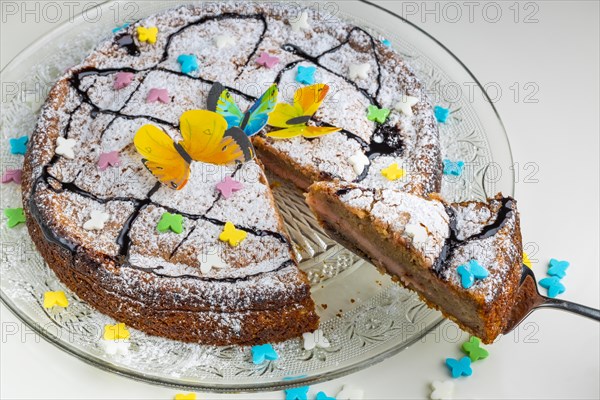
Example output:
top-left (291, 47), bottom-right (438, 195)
top-left (1, 2), bottom-right (140, 24)
top-left (399, 1), bottom-right (540, 24)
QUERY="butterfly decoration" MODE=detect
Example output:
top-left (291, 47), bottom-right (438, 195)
top-left (461, 336), bottom-right (489, 362)
top-left (219, 221), bottom-right (248, 247)
top-left (134, 110), bottom-right (253, 190)
top-left (207, 82), bottom-right (278, 137)
top-left (251, 344), bottom-right (279, 364)
top-left (430, 380), bottom-right (455, 400)
top-left (285, 386), bottom-right (310, 400)
top-left (302, 329), bottom-right (331, 350)
top-left (445, 356), bottom-right (472, 378)
top-left (539, 276), bottom-right (566, 298)
top-left (267, 84), bottom-right (341, 139)
top-left (43, 291), bottom-right (69, 309)
top-left (457, 259), bottom-right (489, 289)
top-left (443, 159), bottom-right (465, 176)
top-left (547, 258), bottom-right (570, 278)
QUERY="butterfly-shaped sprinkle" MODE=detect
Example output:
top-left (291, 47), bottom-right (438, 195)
top-left (207, 82), bottom-right (278, 137)
top-left (430, 380), bottom-right (455, 400)
top-left (157, 212), bottom-right (184, 234)
top-left (199, 252), bottom-right (228, 274)
top-left (177, 54), bottom-right (199, 74)
top-left (146, 88), bottom-right (170, 103)
top-left (380, 37), bottom-right (392, 47)
top-left (112, 23), bottom-right (130, 34)
top-left (256, 51), bottom-right (280, 68)
top-left (102, 340), bottom-right (130, 356)
top-left (98, 151), bottom-right (121, 171)
top-left (316, 392), bottom-right (336, 400)
top-left (434, 105), bottom-right (450, 123)
top-left (547, 258), bottom-right (570, 278)
top-left (134, 110), bottom-right (253, 190)
top-left (461, 336), bottom-right (489, 362)
top-left (290, 11), bottom-right (311, 32)
top-left (445, 356), bottom-right (472, 378)
top-left (4, 208), bottom-right (25, 228)
top-left (336, 385), bottom-right (364, 400)
top-left (174, 393), bottom-right (196, 400)
top-left (367, 105), bottom-right (390, 124)
top-left (216, 176), bottom-right (244, 199)
top-left (443, 159), bottom-right (465, 177)
top-left (1, 169), bottom-right (23, 184)
top-left (267, 84), bottom-right (341, 139)
top-left (55, 137), bottom-right (77, 159)
top-left (83, 210), bottom-right (110, 231)
top-left (296, 65), bottom-right (317, 85)
top-left (214, 34), bottom-right (236, 49)
top-left (457, 259), bottom-right (489, 289)
top-left (251, 344), bottom-right (278, 364)
top-left (43, 291), bottom-right (69, 308)
top-left (539, 276), bottom-right (566, 298)
top-left (136, 26), bottom-right (158, 44)
top-left (114, 72), bottom-right (134, 90)
top-left (394, 95), bottom-right (419, 116)
top-left (285, 386), bottom-right (310, 400)
top-left (348, 152), bottom-right (369, 175)
top-left (348, 63), bottom-right (371, 80)
top-left (523, 251), bottom-right (533, 268)
top-left (9, 136), bottom-right (28, 155)
top-left (381, 163), bottom-right (405, 181)
top-left (302, 329), bottom-right (331, 350)
top-left (219, 222), bottom-right (247, 246)
top-left (103, 323), bottom-right (130, 341)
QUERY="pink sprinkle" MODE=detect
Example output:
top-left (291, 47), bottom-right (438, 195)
top-left (256, 52), bottom-right (280, 69)
top-left (114, 72), bottom-right (135, 90)
top-left (147, 88), bottom-right (170, 103)
top-left (1, 169), bottom-right (23, 184)
top-left (98, 151), bottom-right (121, 171)
top-left (216, 176), bottom-right (244, 199)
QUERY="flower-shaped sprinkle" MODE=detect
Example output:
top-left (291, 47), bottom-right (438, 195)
top-left (9, 136), bottom-right (28, 155)
top-left (103, 322), bottom-right (130, 340)
top-left (219, 222), bottom-right (247, 246)
top-left (1, 169), bottom-right (23, 184)
top-left (157, 212), bottom-right (184, 234)
top-left (445, 356), bottom-right (472, 378)
top-left (251, 343), bottom-right (278, 364)
top-left (136, 26), bottom-right (158, 44)
top-left (367, 105), bottom-right (390, 124)
top-left (4, 208), bottom-right (25, 228)
top-left (43, 291), bottom-right (69, 308)
top-left (381, 163), bottom-right (405, 181)
top-left (461, 336), bottom-right (489, 361)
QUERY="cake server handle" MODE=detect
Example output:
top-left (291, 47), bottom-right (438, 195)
top-left (537, 297), bottom-right (600, 321)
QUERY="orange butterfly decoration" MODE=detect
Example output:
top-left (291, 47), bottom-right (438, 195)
top-left (267, 84), bottom-right (341, 138)
top-left (134, 110), bottom-right (253, 190)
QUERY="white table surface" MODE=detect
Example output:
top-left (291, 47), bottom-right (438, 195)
top-left (1, 1), bottom-right (598, 399)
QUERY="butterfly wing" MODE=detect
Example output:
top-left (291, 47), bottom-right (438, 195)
top-left (468, 260), bottom-right (489, 279)
top-left (242, 84), bottom-right (278, 136)
top-left (134, 124), bottom-right (190, 190)
top-left (456, 265), bottom-right (474, 289)
top-left (303, 125), bottom-right (342, 138)
top-left (267, 102), bottom-right (300, 128)
top-left (179, 110), bottom-right (246, 165)
top-left (265, 125), bottom-right (307, 139)
top-left (224, 127), bottom-right (254, 162)
top-left (294, 83), bottom-right (330, 116)
top-left (207, 83), bottom-right (244, 130)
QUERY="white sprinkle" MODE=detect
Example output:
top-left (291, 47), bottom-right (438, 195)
top-left (55, 137), bottom-right (77, 159)
top-left (430, 380), bottom-right (455, 400)
top-left (302, 329), bottom-right (330, 350)
top-left (83, 210), bottom-right (110, 231)
top-left (348, 152), bottom-right (370, 175)
top-left (214, 34), bottom-right (236, 49)
top-left (348, 63), bottom-right (371, 80)
top-left (290, 11), bottom-right (310, 32)
top-left (394, 95), bottom-right (420, 117)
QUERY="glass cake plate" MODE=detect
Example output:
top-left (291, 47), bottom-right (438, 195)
top-left (0, 0), bottom-right (514, 392)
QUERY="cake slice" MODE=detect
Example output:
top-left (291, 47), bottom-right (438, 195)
top-left (306, 182), bottom-right (523, 343)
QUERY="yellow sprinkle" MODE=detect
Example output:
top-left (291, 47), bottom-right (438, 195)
top-left (136, 26), bottom-right (158, 44)
top-left (219, 221), bottom-right (248, 247)
top-left (381, 163), bottom-right (405, 181)
top-left (523, 252), bottom-right (532, 268)
top-left (103, 323), bottom-right (130, 341)
top-left (174, 394), bottom-right (196, 400)
top-left (43, 291), bottom-right (69, 308)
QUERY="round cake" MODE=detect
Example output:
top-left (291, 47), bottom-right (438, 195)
top-left (23, 2), bottom-right (442, 345)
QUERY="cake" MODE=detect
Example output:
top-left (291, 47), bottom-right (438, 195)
top-left (306, 182), bottom-right (523, 343)
top-left (22, 1), bottom-right (517, 346)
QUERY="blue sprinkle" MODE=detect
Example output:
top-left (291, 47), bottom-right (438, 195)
top-left (296, 66), bottom-right (317, 85)
top-left (445, 356), bottom-right (472, 378)
top-left (316, 391), bottom-right (336, 400)
top-left (251, 344), bottom-right (278, 364)
top-left (539, 276), bottom-right (566, 298)
top-left (9, 136), bottom-right (28, 155)
top-left (443, 159), bottom-right (465, 176)
top-left (285, 386), bottom-right (310, 400)
top-left (434, 105), bottom-right (450, 123)
top-left (177, 54), bottom-right (199, 75)
top-left (381, 38), bottom-right (392, 47)
top-left (547, 259), bottom-right (569, 279)
top-left (112, 23), bottom-right (130, 34)
top-left (457, 260), bottom-right (489, 289)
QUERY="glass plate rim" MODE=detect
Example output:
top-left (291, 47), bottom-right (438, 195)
top-left (0, 0), bottom-right (513, 393)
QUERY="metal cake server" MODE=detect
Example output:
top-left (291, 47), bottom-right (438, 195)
top-left (503, 265), bottom-right (600, 334)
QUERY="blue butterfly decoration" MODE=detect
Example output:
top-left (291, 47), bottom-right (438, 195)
top-left (316, 392), bottom-right (336, 400)
top-left (9, 136), bottom-right (28, 155)
top-left (207, 82), bottom-right (278, 137)
top-left (539, 276), bottom-right (566, 298)
top-left (547, 258), bottom-right (569, 279)
top-left (177, 54), bottom-right (199, 75)
top-left (457, 259), bottom-right (489, 289)
top-left (296, 65), bottom-right (317, 85)
top-left (434, 105), bottom-right (450, 123)
top-left (251, 343), bottom-right (279, 364)
top-left (443, 159), bottom-right (465, 177)
top-left (445, 356), bottom-right (473, 378)
top-left (285, 386), bottom-right (310, 400)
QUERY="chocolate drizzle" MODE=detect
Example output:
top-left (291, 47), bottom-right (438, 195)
top-left (30, 7), bottom-right (408, 282)
top-left (432, 197), bottom-right (516, 275)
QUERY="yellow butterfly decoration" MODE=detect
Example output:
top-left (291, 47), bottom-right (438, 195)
top-left (267, 83), bottom-right (341, 139)
top-left (219, 221), bottom-right (248, 247)
top-left (134, 110), bottom-right (253, 190)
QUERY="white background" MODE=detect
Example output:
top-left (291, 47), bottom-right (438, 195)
top-left (1, 1), bottom-right (599, 399)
